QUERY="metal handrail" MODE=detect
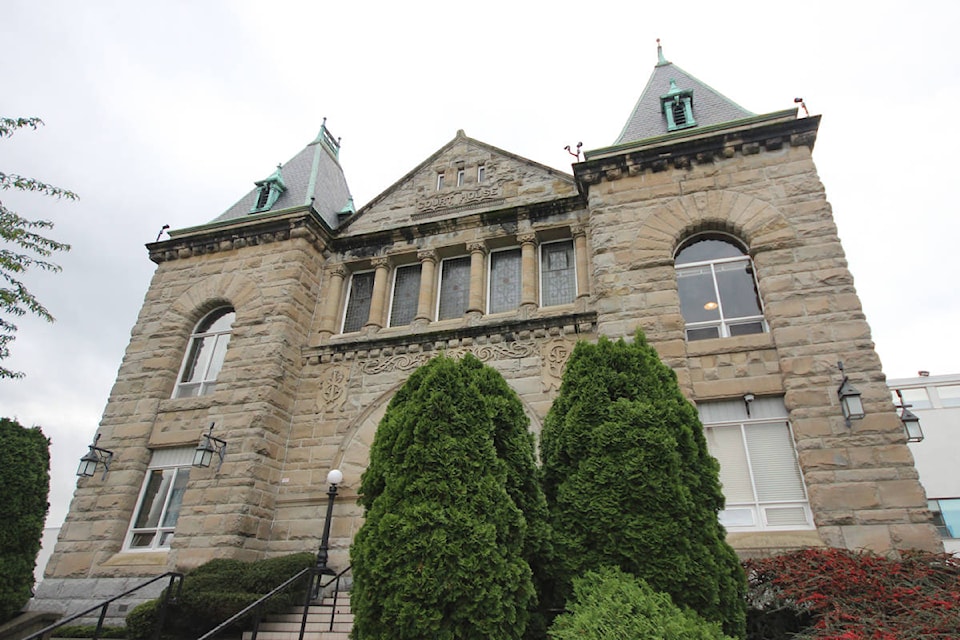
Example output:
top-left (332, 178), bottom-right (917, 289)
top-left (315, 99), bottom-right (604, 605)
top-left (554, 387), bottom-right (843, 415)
top-left (24, 571), bottom-right (183, 640)
top-left (197, 564), bottom-right (351, 640)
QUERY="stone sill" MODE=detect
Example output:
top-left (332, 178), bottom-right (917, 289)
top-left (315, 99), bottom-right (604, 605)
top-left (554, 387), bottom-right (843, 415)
top-left (685, 332), bottom-right (775, 356)
top-left (101, 551), bottom-right (170, 568)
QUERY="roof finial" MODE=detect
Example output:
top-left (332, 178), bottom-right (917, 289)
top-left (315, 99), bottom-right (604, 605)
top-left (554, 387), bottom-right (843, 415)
top-left (656, 38), bottom-right (668, 66)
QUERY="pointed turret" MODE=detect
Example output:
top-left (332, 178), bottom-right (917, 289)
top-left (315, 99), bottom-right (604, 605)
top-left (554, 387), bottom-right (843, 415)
top-left (615, 41), bottom-right (754, 144)
top-left (213, 118), bottom-right (353, 229)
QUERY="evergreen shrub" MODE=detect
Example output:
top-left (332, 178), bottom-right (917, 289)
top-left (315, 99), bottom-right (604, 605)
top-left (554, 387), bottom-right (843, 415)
top-left (548, 566), bottom-right (734, 640)
top-left (125, 552), bottom-right (314, 640)
top-left (351, 354), bottom-right (536, 640)
top-left (539, 333), bottom-right (746, 638)
top-left (0, 417), bottom-right (50, 623)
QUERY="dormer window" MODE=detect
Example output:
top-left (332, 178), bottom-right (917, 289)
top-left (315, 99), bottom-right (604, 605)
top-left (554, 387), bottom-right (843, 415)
top-left (660, 79), bottom-right (696, 132)
top-left (249, 164), bottom-right (286, 214)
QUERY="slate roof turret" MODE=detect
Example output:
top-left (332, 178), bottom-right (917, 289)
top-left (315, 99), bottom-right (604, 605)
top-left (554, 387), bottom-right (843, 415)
top-left (213, 119), bottom-right (353, 230)
top-left (615, 43), bottom-right (755, 144)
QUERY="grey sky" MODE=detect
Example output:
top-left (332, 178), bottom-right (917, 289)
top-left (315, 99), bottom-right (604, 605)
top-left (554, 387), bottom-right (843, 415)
top-left (2, 0), bottom-right (958, 529)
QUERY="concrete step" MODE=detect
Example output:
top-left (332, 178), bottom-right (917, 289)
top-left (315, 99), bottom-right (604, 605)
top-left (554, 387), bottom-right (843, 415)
top-left (241, 597), bottom-right (353, 640)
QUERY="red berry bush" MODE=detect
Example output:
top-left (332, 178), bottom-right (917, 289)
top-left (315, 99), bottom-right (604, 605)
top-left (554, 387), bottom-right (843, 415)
top-left (744, 548), bottom-right (960, 639)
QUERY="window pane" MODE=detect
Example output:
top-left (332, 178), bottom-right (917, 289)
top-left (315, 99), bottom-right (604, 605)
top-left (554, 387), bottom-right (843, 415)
top-left (180, 335), bottom-right (215, 384)
top-left (715, 260), bottom-right (762, 319)
top-left (438, 257), bottom-right (470, 320)
top-left (898, 388), bottom-right (931, 410)
top-left (134, 469), bottom-right (173, 529)
top-left (489, 249), bottom-right (521, 313)
top-left (389, 265), bottom-right (421, 327)
top-left (745, 422), bottom-right (806, 502)
top-left (161, 468), bottom-right (190, 527)
top-left (706, 426), bottom-right (754, 503)
top-left (941, 499), bottom-right (960, 538)
top-left (676, 266), bottom-right (720, 323)
top-left (130, 533), bottom-right (156, 548)
top-left (343, 272), bottom-right (375, 333)
top-left (675, 237), bottom-right (746, 264)
top-left (205, 334), bottom-right (231, 382)
top-left (728, 321), bottom-right (764, 336)
top-left (686, 326), bottom-right (720, 341)
top-left (541, 241), bottom-right (576, 306)
top-left (938, 385), bottom-right (960, 407)
top-left (198, 309), bottom-right (235, 334)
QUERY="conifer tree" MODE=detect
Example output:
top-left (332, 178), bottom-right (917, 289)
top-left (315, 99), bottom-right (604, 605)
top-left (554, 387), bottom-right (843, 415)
top-left (351, 355), bottom-right (535, 640)
top-left (540, 333), bottom-right (746, 638)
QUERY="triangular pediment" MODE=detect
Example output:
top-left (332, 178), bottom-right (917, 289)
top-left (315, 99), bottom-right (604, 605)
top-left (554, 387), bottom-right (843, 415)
top-left (344, 131), bottom-right (577, 235)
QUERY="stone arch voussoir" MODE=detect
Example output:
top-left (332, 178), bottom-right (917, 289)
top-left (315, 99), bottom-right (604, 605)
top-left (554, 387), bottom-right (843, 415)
top-left (158, 272), bottom-right (265, 339)
top-left (638, 190), bottom-right (799, 259)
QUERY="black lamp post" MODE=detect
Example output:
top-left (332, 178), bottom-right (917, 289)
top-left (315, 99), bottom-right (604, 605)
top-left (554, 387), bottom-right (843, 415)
top-left (316, 469), bottom-right (343, 575)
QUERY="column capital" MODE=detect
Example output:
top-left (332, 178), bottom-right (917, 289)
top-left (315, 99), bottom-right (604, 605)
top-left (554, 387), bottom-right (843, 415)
top-left (570, 224), bottom-right (587, 238)
top-left (466, 241), bottom-right (488, 255)
top-left (417, 249), bottom-right (438, 263)
top-left (371, 256), bottom-right (392, 269)
top-left (328, 264), bottom-right (348, 278)
top-left (517, 232), bottom-right (538, 246)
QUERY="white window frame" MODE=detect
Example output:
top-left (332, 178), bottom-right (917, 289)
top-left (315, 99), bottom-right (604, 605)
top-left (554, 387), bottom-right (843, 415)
top-left (486, 247), bottom-right (522, 314)
top-left (436, 173), bottom-right (445, 190)
top-left (123, 448), bottom-right (194, 551)
top-left (675, 235), bottom-right (766, 341)
top-left (436, 255), bottom-right (471, 320)
top-left (456, 169), bottom-right (465, 186)
top-left (477, 165), bottom-right (486, 183)
top-left (700, 398), bottom-right (814, 532)
top-left (341, 270), bottom-right (375, 333)
top-left (539, 239), bottom-right (577, 307)
top-left (173, 308), bottom-right (235, 399)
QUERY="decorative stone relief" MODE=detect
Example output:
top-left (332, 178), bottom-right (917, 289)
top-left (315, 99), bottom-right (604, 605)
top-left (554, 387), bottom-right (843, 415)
top-left (318, 365), bottom-right (350, 413)
top-left (415, 184), bottom-right (504, 216)
top-left (358, 341), bottom-right (540, 375)
top-left (541, 339), bottom-right (574, 391)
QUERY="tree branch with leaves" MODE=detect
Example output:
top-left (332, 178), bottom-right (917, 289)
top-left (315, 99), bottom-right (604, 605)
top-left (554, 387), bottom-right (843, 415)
top-left (0, 117), bottom-right (75, 379)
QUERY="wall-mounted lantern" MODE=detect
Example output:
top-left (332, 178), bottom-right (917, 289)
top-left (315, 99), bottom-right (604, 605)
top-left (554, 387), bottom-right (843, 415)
top-left (77, 433), bottom-right (113, 480)
top-left (837, 361), bottom-right (865, 427)
top-left (193, 422), bottom-right (227, 472)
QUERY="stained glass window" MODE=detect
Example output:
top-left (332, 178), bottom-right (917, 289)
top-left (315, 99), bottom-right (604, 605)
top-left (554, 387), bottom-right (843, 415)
top-left (342, 271), bottom-right (374, 333)
top-left (389, 264), bottom-right (421, 327)
top-left (489, 249), bottom-right (521, 313)
top-left (541, 240), bottom-right (576, 307)
top-left (438, 256), bottom-right (470, 320)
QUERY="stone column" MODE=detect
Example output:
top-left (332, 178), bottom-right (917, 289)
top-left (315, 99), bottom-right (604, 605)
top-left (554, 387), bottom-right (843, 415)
top-left (518, 232), bottom-right (539, 310)
top-left (364, 257), bottom-right (391, 330)
top-left (572, 224), bottom-right (590, 298)
top-left (467, 241), bottom-right (487, 315)
top-left (414, 249), bottom-right (438, 323)
top-left (317, 265), bottom-right (347, 341)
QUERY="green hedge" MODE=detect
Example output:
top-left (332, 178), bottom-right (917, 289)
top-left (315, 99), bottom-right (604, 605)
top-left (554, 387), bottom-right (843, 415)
top-left (0, 417), bottom-right (50, 623)
top-left (549, 566), bottom-right (734, 640)
top-left (125, 552), bottom-right (315, 640)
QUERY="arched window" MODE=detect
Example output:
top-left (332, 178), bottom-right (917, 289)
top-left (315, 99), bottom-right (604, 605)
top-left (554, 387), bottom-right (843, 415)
top-left (674, 234), bottom-right (764, 341)
top-left (173, 307), bottom-right (235, 398)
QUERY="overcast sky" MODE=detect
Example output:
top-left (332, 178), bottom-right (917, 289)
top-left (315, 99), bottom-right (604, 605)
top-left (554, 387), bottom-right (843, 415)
top-left (2, 1), bottom-right (959, 529)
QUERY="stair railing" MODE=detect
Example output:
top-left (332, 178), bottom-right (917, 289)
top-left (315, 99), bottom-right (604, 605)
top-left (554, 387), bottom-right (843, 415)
top-left (197, 564), bottom-right (351, 640)
top-left (24, 571), bottom-right (183, 640)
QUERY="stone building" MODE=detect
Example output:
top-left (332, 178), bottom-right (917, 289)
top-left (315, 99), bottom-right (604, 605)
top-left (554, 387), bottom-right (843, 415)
top-left (33, 47), bottom-right (941, 617)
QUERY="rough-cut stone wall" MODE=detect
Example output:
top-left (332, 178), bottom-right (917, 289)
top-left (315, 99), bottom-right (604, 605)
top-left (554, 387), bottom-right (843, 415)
top-left (584, 141), bottom-right (940, 554)
top-left (43, 233), bottom-right (326, 585)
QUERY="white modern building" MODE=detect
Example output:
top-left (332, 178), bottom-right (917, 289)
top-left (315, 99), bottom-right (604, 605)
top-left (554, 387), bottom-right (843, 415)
top-left (889, 373), bottom-right (960, 554)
